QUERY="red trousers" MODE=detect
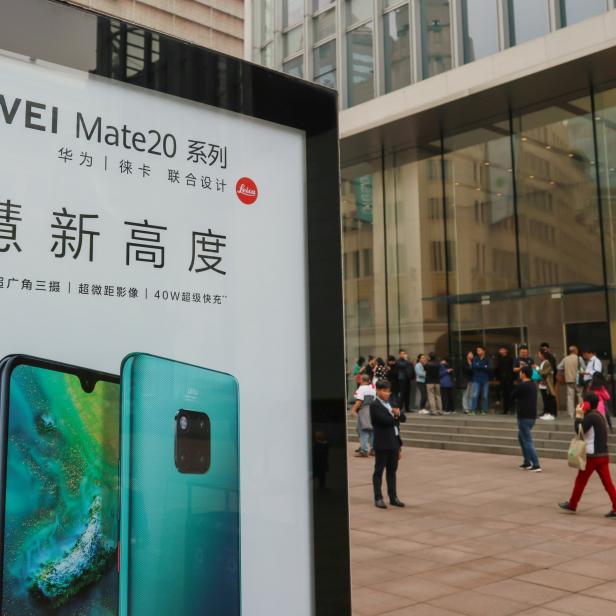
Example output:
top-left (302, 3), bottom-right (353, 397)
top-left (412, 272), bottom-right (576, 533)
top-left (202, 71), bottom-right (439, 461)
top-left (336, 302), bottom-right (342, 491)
top-left (569, 456), bottom-right (616, 511)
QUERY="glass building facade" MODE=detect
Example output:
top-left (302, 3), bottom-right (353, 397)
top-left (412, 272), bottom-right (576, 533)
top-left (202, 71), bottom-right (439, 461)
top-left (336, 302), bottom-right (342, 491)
top-left (342, 84), bottom-right (616, 388)
top-left (252, 0), bottom-right (616, 108)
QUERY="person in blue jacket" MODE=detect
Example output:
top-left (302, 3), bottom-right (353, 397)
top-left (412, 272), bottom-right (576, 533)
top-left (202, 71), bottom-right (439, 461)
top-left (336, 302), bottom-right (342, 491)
top-left (470, 345), bottom-right (491, 415)
top-left (440, 358), bottom-right (455, 414)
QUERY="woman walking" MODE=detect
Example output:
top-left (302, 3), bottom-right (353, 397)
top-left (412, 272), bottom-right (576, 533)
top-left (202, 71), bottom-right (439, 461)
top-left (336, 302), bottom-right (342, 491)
top-left (559, 393), bottom-right (616, 517)
top-left (462, 351), bottom-right (474, 414)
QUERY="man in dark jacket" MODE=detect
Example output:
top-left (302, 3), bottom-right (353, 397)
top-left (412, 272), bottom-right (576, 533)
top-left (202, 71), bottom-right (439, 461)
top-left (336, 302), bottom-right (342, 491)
top-left (511, 366), bottom-right (541, 472)
top-left (495, 346), bottom-right (514, 415)
top-left (370, 379), bottom-right (406, 509)
top-left (394, 350), bottom-right (413, 414)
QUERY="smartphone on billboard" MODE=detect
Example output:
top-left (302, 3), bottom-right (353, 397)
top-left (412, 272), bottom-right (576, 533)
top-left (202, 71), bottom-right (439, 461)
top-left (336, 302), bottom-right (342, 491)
top-left (119, 353), bottom-right (240, 616)
top-left (0, 355), bottom-right (120, 615)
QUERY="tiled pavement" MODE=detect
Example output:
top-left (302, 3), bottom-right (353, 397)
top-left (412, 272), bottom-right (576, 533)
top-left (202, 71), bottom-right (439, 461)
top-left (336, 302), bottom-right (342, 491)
top-left (349, 444), bottom-right (616, 616)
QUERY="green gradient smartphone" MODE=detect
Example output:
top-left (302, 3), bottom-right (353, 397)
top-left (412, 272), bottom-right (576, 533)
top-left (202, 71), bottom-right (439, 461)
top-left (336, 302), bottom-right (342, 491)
top-left (0, 355), bottom-right (120, 616)
top-left (119, 353), bottom-right (240, 616)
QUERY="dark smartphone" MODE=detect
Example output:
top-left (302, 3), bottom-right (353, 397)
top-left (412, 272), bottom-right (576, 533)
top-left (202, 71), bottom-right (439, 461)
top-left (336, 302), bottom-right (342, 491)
top-left (0, 355), bottom-right (120, 615)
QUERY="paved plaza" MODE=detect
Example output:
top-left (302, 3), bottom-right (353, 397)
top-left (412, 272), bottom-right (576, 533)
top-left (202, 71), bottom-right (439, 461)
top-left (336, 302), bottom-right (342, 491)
top-left (349, 444), bottom-right (616, 616)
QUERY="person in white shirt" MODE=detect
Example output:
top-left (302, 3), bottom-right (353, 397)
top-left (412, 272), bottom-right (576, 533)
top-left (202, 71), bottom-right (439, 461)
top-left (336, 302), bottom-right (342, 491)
top-left (351, 374), bottom-right (376, 457)
top-left (582, 350), bottom-right (602, 386)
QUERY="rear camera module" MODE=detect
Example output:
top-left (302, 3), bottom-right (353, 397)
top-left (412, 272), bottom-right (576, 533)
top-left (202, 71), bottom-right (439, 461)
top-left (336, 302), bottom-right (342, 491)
top-left (175, 410), bottom-right (210, 474)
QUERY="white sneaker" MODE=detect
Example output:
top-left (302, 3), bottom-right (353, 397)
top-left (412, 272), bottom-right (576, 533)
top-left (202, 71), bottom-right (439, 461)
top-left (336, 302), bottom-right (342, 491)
top-left (418, 409), bottom-right (430, 415)
top-left (539, 414), bottom-right (555, 421)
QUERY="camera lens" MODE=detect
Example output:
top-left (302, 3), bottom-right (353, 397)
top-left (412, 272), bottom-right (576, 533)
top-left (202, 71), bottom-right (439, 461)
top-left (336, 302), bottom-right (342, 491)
top-left (179, 415), bottom-right (189, 431)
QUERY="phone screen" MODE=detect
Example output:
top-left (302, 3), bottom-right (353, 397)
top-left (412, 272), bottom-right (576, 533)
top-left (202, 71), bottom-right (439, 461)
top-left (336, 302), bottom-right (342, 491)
top-left (1, 363), bottom-right (119, 615)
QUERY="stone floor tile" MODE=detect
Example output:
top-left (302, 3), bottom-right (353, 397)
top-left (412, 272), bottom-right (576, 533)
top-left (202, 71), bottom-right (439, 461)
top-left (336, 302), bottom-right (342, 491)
top-left (369, 576), bottom-right (460, 602)
top-left (475, 578), bottom-right (570, 605)
top-left (351, 587), bottom-right (416, 616)
top-left (553, 557), bottom-right (616, 580)
top-left (351, 545), bottom-right (397, 563)
top-left (515, 568), bottom-right (603, 592)
top-left (381, 604), bottom-right (465, 616)
top-left (543, 593), bottom-right (616, 615)
top-left (416, 564), bottom-right (503, 589)
top-left (581, 580), bottom-right (616, 601)
top-left (427, 589), bottom-right (528, 616)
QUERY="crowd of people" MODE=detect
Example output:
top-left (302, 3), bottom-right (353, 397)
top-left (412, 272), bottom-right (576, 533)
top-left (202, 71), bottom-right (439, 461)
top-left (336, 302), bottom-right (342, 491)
top-left (351, 345), bottom-right (616, 517)
top-left (351, 344), bottom-right (608, 420)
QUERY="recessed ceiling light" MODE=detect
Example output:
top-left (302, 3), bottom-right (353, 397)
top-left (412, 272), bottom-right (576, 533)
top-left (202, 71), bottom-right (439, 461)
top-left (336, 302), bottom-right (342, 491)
top-left (484, 161), bottom-right (490, 166)
top-left (529, 175), bottom-right (535, 179)
top-left (507, 168), bottom-right (512, 173)
top-left (568, 153), bottom-right (574, 158)
top-left (521, 136), bottom-right (528, 142)
top-left (545, 145), bottom-right (552, 150)
top-left (475, 187), bottom-right (481, 191)
top-left (549, 180), bottom-right (555, 185)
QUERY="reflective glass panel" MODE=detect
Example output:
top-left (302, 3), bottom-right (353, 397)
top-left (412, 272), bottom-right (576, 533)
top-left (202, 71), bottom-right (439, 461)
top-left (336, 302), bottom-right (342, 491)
top-left (461, 0), bottom-right (499, 63)
top-left (313, 0), bottom-right (334, 11)
top-left (260, 0), bottom-right (273, 43)
top-left (347, 22), bottom-right (374, 106)
top-left (346, 0), bottom-right (373, 25)
top-left (283, 54), bottom-right (304, 77)
top-left (384, 6), bottom-right (411, 93)
top-left (420, 0), bottom-right (452, 78)
top-left (283, 25), bottom-right (304, 57)
top-left (513, 97), bottom-right (603, 288)
top-left (509, 0), bottom-right (550, 45)
top-left (341, 157), bottom-right (383, 393)
top-left (444, 122), bottom-right (516, 295)
top-left (384, 147), bottom-right (450, 363)
top-left (314, 8), bottom-right (336, 42)
top-left (283, 0), bottom-right (304, 28)
top-left (560, 0), bottom-right (606, 26)
top-left (260, 43), bottom-right (273, 68)
top-left (314, 40), bottom-right (336, 89)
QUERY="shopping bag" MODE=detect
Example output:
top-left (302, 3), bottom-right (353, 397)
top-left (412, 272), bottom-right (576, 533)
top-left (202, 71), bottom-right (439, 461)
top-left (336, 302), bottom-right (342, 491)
top-left (567, 425), bottom-right (587, 471)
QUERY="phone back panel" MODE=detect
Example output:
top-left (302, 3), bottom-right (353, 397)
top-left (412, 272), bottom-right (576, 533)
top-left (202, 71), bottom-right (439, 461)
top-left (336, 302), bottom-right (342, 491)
top-left (119, 354), bottom-right (240, 616)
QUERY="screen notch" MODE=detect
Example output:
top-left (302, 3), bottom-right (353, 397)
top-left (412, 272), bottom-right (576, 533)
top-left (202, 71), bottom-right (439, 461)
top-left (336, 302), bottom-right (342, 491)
top-left (174, 409), bottom-right (211, 474)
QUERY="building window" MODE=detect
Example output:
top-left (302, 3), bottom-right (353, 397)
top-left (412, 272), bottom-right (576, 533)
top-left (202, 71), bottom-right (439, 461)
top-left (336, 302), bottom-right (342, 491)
top-left (313, 0), bottom-right (334, 11)
top-left (560, 0), bottom-right (606, 27)
top-left (384, 5), bottom-right (411, 93)
top-left (283, 0), bottom-right (304, 28)
top-left (347, 22), bottom-right (374, 106)
top-left (314, 40), bottom-right (336, 88)
top-left (283, 26), bottom-right (304, 57)
top-left (283, 55), bottom-right (304, 78)
top-left (420, 0), bottom-right (452, 78)
top-left (314, 8), bottom-right (336, 41)
top-left (461, 0), bottom-right (500, 63)
top-left (508, 0), bottom-right (550, 46)
top-left (346, 0), bottom-right (372, 25)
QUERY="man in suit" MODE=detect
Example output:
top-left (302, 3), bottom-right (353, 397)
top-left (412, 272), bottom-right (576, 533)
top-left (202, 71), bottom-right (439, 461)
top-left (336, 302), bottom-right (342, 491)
top-left (370, 379), bottom-right (406, 509)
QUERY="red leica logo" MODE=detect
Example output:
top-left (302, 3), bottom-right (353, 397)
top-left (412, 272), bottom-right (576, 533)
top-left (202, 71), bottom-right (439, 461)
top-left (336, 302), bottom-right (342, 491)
top-left (236, 177), bottom-right (258, 205)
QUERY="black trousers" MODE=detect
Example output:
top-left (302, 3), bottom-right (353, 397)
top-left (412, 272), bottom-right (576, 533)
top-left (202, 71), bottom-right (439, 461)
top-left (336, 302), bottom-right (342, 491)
top-left (373, 448), bottom-right (399, 501)
top-left (441, 387), bottom-right (454, 412)
top-left (500, 380), bottom-right (514, 414)
top-left (540, 389), bottom-right (557, 416)
top-left (416, 382), bottom-right (428, 409)
top-left (398, 381), bottom-right (411, 412)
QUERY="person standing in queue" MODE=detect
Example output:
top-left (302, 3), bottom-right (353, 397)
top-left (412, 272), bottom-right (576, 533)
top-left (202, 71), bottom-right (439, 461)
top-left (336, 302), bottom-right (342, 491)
top-left (370, 380), bottom-right (406, 509)
top-left (394, 350), bottom-right (413, 414)
top-left (495, 346), bottom-right (515, 415)
top-left (470, 346), bottom-right (491, 416)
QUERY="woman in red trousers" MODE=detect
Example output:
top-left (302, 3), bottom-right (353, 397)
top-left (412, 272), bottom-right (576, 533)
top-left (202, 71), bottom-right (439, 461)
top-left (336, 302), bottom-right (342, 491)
top-left (559, 393), bottom-right (616, 517)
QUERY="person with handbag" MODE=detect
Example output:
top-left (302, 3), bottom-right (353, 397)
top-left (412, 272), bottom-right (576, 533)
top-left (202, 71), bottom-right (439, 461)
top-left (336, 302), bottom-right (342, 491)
top-left (559, 393), bottom-right (616, 517)
top-left (511, 366), bottom-right (541, 472)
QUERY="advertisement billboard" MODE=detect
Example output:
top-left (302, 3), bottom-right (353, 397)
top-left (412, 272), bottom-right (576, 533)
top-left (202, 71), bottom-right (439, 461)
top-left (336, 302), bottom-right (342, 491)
top-left (0, 2), bottom-right (350, 615)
